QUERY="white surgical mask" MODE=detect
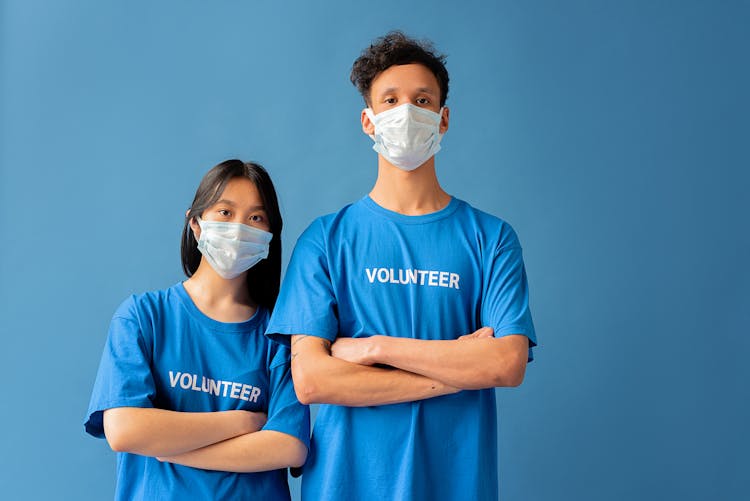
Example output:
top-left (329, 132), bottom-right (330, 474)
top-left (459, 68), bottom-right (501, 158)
top-left (365, 103), bottom-right (444, 171)
top-left (195, 217), bottom-right (272, 279)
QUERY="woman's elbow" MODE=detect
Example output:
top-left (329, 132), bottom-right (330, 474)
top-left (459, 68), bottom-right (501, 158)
top-left (287, 441), bottom-right (308, 468)
top-left (102, 408), bottom-right (139, 452)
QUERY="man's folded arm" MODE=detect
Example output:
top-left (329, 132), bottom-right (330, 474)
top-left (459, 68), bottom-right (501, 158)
top-left (331, 327), bottom-right (530, 390)
top-left (290, 334), bottom-right (459, 406)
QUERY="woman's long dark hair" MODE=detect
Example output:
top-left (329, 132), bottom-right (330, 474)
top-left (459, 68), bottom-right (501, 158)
top-left (180, 159), bottom-right (283, 311)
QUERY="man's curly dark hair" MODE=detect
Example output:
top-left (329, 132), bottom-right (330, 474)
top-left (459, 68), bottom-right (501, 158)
top-left (350, 31), bottom-right (449, 107)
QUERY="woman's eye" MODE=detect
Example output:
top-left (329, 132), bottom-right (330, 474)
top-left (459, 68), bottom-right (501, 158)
top-left (218, 209), bottom-right (231, 217)
top-left (250, 214), bottom-right (265, 223)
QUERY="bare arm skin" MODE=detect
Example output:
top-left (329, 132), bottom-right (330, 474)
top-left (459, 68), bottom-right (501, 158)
top-left (157, 431), bottom-right (307, 472)
top-left (331, 327), bottom-right (530, 390)
top-left (103, 407), bottom-right (266, 457)
top-left (290, 335), bottom-right (459, 406)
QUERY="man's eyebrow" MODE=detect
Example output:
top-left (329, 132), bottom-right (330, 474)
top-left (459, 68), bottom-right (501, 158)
top-left (377, 86), bottom-right (436, 95)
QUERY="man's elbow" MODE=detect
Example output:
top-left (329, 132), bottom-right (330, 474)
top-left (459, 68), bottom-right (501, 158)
top-left (500, 364), bottom-right (526, 387)
top-left (291, 362), bottom-right (324, 405)
top-left (293, 380), bottom-right (318, 406)
top-left (500, 358), bottom-right (527, 387)
top-left (488, 354), bottom-right (527, 388)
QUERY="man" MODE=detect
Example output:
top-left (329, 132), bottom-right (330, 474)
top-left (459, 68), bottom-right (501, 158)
top-left (267, 31), bottom-right (537, 500)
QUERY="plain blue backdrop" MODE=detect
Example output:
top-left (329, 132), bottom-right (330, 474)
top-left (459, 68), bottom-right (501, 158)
top-left (1, 1), bottom-right (748, 500)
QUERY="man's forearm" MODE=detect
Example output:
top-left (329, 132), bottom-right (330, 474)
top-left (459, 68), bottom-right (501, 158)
top-left (337, 334), bottom-right (529, 390)
top-left (291, 335), bottom-right (458, 406)
top-left (103, 407), bottom-right (265, 457)
top-left (158, 430), bottom-right (307, 472)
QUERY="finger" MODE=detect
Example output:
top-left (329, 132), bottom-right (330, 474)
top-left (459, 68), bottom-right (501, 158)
top-left (475, 326), bottom-right (494, 338)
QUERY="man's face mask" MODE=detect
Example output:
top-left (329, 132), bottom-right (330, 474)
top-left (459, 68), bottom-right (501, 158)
top-left (365, 103), bottom-right (445, 171)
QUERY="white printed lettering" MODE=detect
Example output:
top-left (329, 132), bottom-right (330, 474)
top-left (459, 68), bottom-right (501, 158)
top-left (240, 384), bottom-right (252, 401)
top-left (166, 370), bottom-right (262, 403)
top-left (406, 269), bottom-right (417, 284)
top-left (398, 269), bottom-right (409, 284)
top-left (389, 268), bottom-right (399, 284)
top-left (250, 387), bottom-right (261, 403)
top-left (365, 268), bottom-right (377, 283)
top-left (230, 382), bottom-right (242, 399)
top-left (221, 380), bottom-right (231, 397)
top-left (377, 268), bottom-right (389, 283)
top-left (449, 273), bottom-right (460, 289)
top-left (439, 271), bottom-right (449, 287)
top-left (428, 271), bottom-right (438, 286)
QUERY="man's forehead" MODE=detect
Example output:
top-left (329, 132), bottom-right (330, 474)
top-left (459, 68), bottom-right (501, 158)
top-left (371, 65), bottom-right (440, 92)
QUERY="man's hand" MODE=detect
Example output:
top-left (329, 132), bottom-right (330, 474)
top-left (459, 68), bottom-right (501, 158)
top-left (457, 326), bottom-right (494, 341)
top-left (331, 327), bottom-right (495, 365)
top-left (330, 336), bottom-right (377, 365)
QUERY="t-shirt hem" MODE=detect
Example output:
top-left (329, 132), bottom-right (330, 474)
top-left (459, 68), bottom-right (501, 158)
top-left (85, 397), bottom-right (154, 437)
top-left (266, 328), bottom-right (337, 346)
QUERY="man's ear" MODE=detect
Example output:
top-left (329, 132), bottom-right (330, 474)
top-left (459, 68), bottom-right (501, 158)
top-left (361, 108), bottom-right (375, 135)
top-left (439, 106), bottom-right (450, 134)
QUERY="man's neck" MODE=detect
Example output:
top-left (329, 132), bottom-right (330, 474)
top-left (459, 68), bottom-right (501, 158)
top-left (369, 156), bottom-right (451, 215)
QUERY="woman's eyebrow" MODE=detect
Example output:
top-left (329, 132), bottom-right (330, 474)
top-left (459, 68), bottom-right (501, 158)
top-left (214, 200), bottom-right (265, 211)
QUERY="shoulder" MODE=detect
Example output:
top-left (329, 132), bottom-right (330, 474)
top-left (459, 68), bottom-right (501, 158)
top-left (292, 200), bottom-right (367, 255)
top-left (453, 198), bottom-right (521, 251)
top-left (299, 200), bottom-right (363, 237)
top-left (112, 284), bottom-right (183, 328)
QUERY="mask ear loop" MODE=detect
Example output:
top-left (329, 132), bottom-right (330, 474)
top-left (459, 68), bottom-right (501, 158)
top-left (364, 108), bottom-right (378, 139)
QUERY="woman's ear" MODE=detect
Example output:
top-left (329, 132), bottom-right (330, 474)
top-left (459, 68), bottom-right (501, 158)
top-left (187, 211), bottom-right (201, 239)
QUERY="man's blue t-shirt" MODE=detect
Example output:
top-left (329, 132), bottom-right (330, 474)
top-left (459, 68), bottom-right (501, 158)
top-left (85, 283), bottom-right (310, 501)
top-left (266, 196), bottom-right (536, 501)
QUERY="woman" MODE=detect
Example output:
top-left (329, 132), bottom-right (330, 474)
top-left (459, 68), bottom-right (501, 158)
top-left (85, 160), bottom-right (309, 500)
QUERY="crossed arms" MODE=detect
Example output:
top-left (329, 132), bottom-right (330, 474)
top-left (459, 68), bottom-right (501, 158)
top-left (102, 407), bottom-right (306, 472)
top-left (290, 327), bottom-right (529, 407)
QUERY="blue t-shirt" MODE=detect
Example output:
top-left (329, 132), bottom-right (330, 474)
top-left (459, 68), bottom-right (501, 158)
top-left (85, 283), bottom-right (310, 501)
top-left (266, 196), bottom-right (536, 501)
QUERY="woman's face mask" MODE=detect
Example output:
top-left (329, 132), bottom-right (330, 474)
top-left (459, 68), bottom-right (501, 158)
top-left (195, 217), bottom-right (273, 279)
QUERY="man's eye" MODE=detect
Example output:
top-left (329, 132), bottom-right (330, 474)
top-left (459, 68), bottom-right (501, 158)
top-left (416, 97), bottom-right (429, 105)
top-left (384, 97), bottom-right (397, 104)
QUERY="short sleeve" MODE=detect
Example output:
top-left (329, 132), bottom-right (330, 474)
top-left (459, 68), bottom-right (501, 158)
top-left (84, 297), bottom-right (156, 438)
top-left (262, 345), bottom-right (310, 449)
top-left (481, 228), bottom-right (537, 361)
top-left (266, 220), bottom-right (339, 345)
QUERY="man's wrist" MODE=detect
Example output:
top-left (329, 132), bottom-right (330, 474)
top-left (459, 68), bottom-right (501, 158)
top-left (368, 335), bottom-right (389, 365)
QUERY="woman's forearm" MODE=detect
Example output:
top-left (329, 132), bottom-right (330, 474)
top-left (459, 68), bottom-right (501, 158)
top-left (158, 430), bottom-right (308, 472)
top-left (103, 407), bottom-right (266, 457)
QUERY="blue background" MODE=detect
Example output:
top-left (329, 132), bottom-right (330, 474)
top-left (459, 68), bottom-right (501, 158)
top-left (1, 1), bottom-right (748, 499)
